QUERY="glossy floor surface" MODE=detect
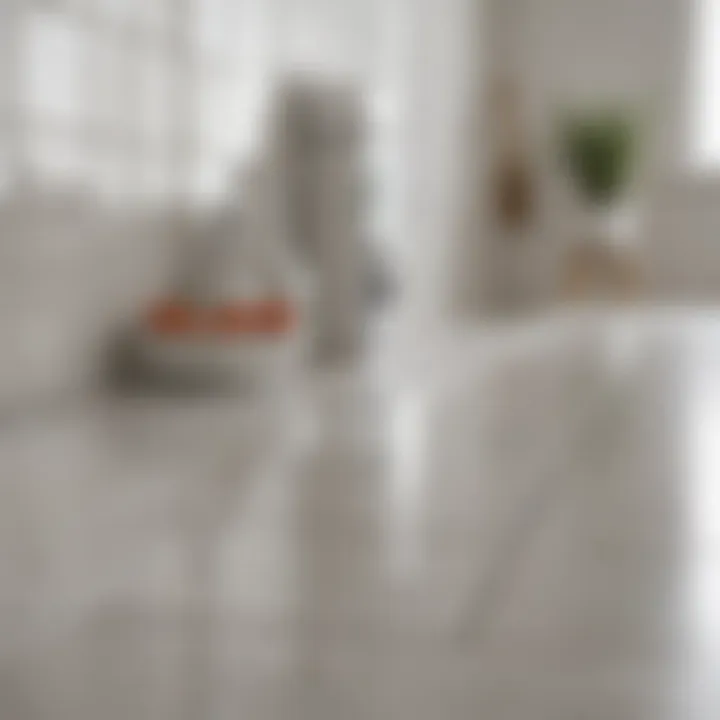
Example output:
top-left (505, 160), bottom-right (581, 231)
top-left (2, 312), bottom-right (720, 718)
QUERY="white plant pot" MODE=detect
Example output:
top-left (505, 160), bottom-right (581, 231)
top-left (578, 201), bottom-right (641, 252)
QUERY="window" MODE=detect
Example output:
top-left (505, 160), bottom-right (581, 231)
top-left (24, 13), bottom-right (86, 125)
top-left (692, 0), bottom-right (720, 166)
top-left (0, 0), bottom-right (404, 224)
top-left (0, 0), bottom-right (184, 204)
top-left (0, 0), bottom-right (270, 208)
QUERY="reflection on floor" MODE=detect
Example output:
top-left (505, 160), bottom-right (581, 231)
top-left (3, 310), bottom-right (720, 719)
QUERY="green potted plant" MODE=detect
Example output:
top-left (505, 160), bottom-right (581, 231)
top-left (560, 110), bottom-right (639, 249)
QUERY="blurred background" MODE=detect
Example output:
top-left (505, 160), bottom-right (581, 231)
top-left (0, 0), bottom-right (717, 399)
top-left (5, 0), bottom-right (720, 718)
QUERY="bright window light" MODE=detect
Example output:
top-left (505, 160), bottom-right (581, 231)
top-left (692, 0), bottom-right (720, 166)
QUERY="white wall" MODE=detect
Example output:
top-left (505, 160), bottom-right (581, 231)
top-left (648, 177), bottom-right (720, 301)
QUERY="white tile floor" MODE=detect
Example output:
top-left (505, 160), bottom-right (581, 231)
top-left (2, 310), bottom-right (720, 718)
